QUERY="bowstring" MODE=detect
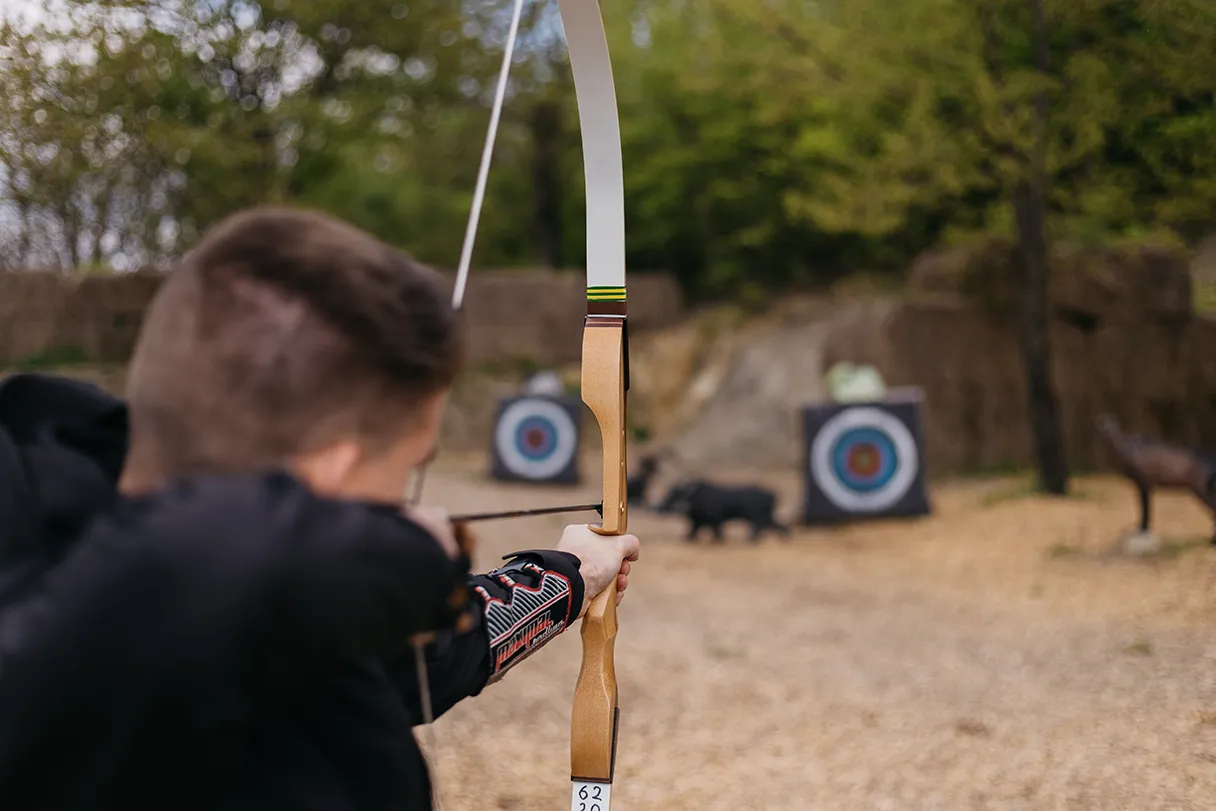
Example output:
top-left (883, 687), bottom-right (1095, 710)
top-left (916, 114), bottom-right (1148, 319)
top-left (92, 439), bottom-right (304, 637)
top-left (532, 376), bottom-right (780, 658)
top-left (408, 0), bottom-right (525, 504)
top-left (411, 0), bottom-right (527, 806)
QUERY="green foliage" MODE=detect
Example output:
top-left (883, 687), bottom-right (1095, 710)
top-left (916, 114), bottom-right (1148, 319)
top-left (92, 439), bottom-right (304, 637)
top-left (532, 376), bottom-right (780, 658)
top-left (0, 0), bottom-right (1210, 296)
top-left (1194, 281), bottom-right (1216, 314)
top-left (628, 422), bottom-right (652, 443)
top-left (734, 0), bottom-right (1216, 250)
top-left (6, 346), bottom-right (91, 369)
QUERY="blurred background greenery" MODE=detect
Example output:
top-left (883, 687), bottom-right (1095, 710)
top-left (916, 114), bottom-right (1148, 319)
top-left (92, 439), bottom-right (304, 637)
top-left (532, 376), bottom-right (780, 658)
top-left (2, 0), bottom-right (1214, 493)
top-left (0, 0), bottom-right (1211, 301)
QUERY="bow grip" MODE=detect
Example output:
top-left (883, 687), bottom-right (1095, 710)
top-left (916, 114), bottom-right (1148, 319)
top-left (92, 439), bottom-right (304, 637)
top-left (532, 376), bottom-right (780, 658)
top-left (570, 315), bottom-right (627, 784)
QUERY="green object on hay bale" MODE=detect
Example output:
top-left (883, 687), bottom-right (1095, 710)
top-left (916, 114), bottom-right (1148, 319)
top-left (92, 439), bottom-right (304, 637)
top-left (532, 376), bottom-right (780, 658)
top-left (826, 362), bottom-right (887, 403)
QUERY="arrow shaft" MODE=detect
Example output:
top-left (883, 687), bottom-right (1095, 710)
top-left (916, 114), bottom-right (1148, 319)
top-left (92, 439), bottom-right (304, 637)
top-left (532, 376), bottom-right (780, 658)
top-left (451, 502), bottom-right (603, 523)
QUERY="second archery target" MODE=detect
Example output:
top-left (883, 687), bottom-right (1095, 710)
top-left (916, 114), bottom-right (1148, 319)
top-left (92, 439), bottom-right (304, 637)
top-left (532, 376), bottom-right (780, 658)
top-left (490, 395), bottom-right (581, 484)
top-left (801, 391), bottom-right (930, 522)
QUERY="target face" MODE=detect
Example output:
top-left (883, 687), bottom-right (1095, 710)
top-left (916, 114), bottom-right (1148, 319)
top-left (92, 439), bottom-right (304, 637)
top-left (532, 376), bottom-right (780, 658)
top-left (810, 406), bottom-right (918, 512)
top-left (494, 399), bottom-right (578, 480)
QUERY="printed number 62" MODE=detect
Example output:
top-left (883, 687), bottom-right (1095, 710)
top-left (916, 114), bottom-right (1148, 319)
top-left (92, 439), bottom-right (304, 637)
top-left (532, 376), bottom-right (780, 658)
top-left (577, 785), bottom-right (604, 811)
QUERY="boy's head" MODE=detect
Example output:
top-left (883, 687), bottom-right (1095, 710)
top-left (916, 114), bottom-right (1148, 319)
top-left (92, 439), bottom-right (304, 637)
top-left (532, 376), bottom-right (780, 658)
top-left (122, 206), bottom-right (462, 503)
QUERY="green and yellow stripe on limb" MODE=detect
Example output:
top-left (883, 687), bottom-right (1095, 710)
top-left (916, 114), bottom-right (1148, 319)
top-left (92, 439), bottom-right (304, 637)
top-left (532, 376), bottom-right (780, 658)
top-left (587, 286), bottom-right (626, 303)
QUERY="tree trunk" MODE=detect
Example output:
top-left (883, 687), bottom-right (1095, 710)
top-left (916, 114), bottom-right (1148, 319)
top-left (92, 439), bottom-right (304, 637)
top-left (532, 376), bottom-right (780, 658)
top-left (58, 200), bottom-right (78, 272)
top-left (1013, 181), bottom-right (1067, 493)
top-left (252, 126), bottom-right (278, 203)
top-left (530, 99), bottom-right (564, 268)
top-left (1016, 0), bottom-right (1069, 495)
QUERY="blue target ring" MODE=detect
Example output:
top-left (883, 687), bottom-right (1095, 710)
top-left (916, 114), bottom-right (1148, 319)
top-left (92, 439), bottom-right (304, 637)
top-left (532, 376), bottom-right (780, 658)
top-left (515, 416), bottom-right (558, 460)
top-left (831, 427), bottom-right (898, 493)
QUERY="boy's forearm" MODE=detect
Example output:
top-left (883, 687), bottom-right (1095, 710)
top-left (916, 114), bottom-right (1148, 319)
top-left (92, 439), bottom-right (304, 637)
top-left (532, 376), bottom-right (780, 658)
top-left (224, 480), bottom-right (470, 667)
top-left (390, 550), bottom-right (585, 722)
top-left (0, 475), bottom-right (472, 719)
top-left (472, 549), bottom-right (585, 683)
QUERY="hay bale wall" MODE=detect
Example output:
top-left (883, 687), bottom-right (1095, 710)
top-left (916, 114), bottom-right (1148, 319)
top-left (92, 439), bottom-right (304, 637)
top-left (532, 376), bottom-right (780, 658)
top-left (0, 269), bottom-right (684, 367)
top-left (829, 243), bottom-right (1211, 475)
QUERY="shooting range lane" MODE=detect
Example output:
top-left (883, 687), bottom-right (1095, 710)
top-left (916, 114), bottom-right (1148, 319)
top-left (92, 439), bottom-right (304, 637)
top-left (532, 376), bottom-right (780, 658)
top-left (420, 459), bottom-right (1216, 811)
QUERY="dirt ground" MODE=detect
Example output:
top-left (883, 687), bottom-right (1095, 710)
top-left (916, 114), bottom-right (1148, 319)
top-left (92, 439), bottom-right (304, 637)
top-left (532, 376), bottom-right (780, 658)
top-left (419, 461), bottom-right (1216, 811)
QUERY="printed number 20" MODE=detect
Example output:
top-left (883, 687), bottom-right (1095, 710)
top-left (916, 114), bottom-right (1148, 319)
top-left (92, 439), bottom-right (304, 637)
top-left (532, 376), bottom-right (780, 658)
top-left (577, 785), bottom-right (604, 811)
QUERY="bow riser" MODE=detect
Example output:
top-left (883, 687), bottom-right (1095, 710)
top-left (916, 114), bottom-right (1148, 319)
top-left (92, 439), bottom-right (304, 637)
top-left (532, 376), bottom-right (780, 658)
top-left (581, 319), bottom-right (628, 537)
top-left (570, 318), bottom-right (628, 795)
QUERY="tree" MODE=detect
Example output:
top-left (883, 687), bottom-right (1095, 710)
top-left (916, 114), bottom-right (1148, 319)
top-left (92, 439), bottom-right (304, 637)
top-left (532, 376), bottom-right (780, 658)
top-left (0, 0), bottom-right (557, 269)
top-left (710, 0), bottom-right (1216, 492)
top-left (1011, 0), bottom-right (1067, 494)
top-left (3, 0), bottom-right (1210, 308)
top-left (598, 0), bottom-right (881, 299)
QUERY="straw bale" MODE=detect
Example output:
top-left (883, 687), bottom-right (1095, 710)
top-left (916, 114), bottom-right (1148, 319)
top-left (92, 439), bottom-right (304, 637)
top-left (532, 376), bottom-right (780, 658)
top-left (906, 241), bottom-right (1192, 324)
top-left (0, 268), bottom-right (685, 366)
top-left (825, 279), bottom-right (1216, 474)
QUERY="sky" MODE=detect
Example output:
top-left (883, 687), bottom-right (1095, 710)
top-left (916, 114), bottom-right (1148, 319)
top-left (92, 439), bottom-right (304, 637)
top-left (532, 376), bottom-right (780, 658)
top-left (0, 0), bottom-right (58, 27)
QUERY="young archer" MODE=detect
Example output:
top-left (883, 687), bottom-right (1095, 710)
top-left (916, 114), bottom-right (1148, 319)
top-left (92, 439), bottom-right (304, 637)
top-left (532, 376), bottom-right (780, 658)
top-left (0, 206), bottom-right (640, 811)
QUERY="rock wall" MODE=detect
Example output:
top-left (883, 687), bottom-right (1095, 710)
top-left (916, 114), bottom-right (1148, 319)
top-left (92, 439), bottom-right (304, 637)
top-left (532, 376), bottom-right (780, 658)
top-left (648, 299), bottom-right (844, 469)
top-left (0, 269), bottom-right (684, 366)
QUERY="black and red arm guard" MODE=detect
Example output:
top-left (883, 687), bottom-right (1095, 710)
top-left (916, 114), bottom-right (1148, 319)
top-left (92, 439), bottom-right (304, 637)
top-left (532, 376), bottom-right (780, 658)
top-left (389, 548), bottom-right (585, 722)
top-left (475, 548), bottom-right (585, 683)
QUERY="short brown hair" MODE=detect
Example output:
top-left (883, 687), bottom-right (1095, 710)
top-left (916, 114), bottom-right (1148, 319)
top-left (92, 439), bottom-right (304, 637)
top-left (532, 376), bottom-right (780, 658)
top-left (124, 206), bottom-right (462, 483)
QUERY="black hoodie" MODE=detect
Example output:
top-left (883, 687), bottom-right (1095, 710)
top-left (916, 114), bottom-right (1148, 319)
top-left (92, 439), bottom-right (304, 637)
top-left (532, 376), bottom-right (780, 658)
top-left (0, 374), bottom-right (586, 811)
top-left (0, 373), bottom-right (128, 611)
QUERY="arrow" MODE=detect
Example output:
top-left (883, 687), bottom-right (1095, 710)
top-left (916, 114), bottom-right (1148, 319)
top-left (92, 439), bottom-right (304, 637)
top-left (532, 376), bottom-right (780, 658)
top-left (451, 502), bottom-right (604, 523)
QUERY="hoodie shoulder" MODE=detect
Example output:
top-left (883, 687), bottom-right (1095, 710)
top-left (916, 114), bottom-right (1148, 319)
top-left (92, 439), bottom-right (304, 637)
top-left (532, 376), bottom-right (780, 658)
top-left (0, 374), bottom-right (128, 607)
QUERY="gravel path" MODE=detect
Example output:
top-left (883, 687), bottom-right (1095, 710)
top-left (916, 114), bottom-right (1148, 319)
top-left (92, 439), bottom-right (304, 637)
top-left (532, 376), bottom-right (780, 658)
top-left (420, 466), bottom-right (1216, 810)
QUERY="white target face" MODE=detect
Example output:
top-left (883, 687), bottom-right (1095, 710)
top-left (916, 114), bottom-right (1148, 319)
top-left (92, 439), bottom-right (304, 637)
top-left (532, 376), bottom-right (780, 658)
top-left (495, 399), bottom-right (578, 480)
top-left (810, 406), bottom-right (919, 512)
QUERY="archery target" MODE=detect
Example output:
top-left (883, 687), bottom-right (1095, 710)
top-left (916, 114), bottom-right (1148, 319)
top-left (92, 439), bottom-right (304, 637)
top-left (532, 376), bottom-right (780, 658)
top-left (812, 407), bottom-right (917, 511)
top-left (803, 395), bottom-right (930, 522)
top-left (491, 396), bottom-right (581, 484)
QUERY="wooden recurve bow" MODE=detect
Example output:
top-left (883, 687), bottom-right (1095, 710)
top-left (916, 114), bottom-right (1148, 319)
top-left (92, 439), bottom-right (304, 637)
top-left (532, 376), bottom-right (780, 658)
top-left (557, 1), bottom-right (629, 809)
top-left (416, 3), bottom-right (630, 808)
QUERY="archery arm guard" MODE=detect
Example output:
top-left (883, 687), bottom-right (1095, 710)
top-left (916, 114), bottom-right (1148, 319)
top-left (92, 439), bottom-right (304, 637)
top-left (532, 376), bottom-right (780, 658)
top-left (470, 549), bottom-right (585, 683)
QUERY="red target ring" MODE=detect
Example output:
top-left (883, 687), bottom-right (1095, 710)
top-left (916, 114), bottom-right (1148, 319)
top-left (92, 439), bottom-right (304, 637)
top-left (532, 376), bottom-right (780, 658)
top-left (810, 406), bottom-right (919, 512)
top-left (846, 443), bottom-right (881, 477)
top-left (523, 427), bottom-right (547, 451)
